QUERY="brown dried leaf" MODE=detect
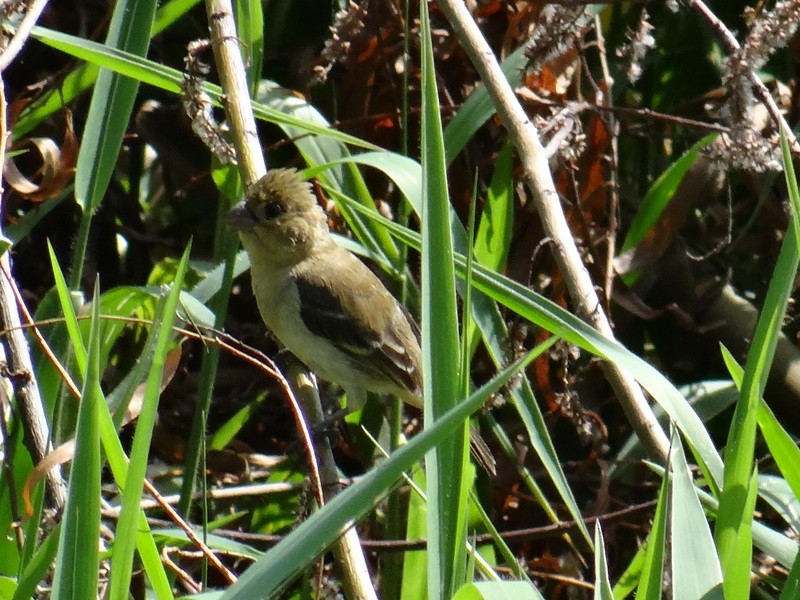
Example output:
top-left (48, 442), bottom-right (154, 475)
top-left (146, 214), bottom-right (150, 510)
top-left (3, 111), bottom-right (77, 203)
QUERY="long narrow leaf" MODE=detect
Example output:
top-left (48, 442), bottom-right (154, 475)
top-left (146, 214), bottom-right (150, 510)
top-left (218, 345), bottom-right (548, 600)
top-left (634, 460), bottom-right (669, 600)
top-left (716, 131), bottom-right (800, 596)
top-left (419, 3), bottom-right (469, 595)
top-left (593, 524), bottom-right (614, 600)
top-left (670, 435), bottom-right (724, 600)
top-left (12, 523), bottom-right (61, 600)
top-left (73, 0), bottom-right (157, 214)
top-left (108, 244), bottom-right (191, 598)
top-left (51, 283), bottom-right (102, 600)
top-left (45, 256), bottom-right (174, 598)
top-left (13, 0), bottom-right (201, 139)
top-left (780, 549), bottom-right (800, 600)
top-left (327, 192), bottom-right (722, 486)
top-left (31, 27), bottom-right (379, 153)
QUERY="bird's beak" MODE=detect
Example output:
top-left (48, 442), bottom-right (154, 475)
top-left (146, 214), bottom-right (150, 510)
top-left (227, 201), bottom-right (257, 231)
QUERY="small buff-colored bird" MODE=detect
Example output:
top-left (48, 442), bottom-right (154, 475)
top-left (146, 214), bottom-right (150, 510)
top-left (227, 168), bottom-right (424, 411)
top-left (228, 168), bottom-right (494, 472)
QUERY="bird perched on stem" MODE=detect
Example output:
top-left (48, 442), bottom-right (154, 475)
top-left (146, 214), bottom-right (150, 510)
top-left (228, 168), bottom-right (494, 472)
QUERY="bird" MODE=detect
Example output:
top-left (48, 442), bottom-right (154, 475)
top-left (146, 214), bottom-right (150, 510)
top-left (228, 168), bottom-right (494, 472)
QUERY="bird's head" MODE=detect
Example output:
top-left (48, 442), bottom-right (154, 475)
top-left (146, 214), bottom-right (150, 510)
top-left (228, 169), bottom-right (329, 263)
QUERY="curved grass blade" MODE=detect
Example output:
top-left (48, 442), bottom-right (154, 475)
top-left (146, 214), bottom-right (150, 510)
top-left (218, 346), bottom-right (548, 600)
top-left (716, 132), bottom-right (800, 597)
top-left (13, 0), bottom-right (202, 139)
top-left (31, 27), bottom-right (379, 152)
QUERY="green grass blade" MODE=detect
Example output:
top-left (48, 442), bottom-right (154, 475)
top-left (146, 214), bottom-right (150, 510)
top-left (715, 134), bottom-right (800, 597)
top-left (13, 0), bottom-right (201, 139)
top-left (634, 462), bottom-right (669, 600)
top-left (218, 346), bottom-right (547, 600)
top-left (70, 0), bottom-right (157, 287)
top-left (400, 466), bottom-right (429, 600)
top-left (31, 27), bottom-right (380, 152)
top-left (46, 257), bottom-right (174, 597)
top-left (73, 0), bottom-right (157, 212)
top-left (419, 2), bottom-right (468, 595)
top-left (612, 544), bottom-right (647, 600)
top-left (107, 243), bottom-right (191, 598)
top-left (234, 0), bottom-right (263, 92)
top-left (12, 523), bottom-right (61, 600)
top-left (593, 524), bottom-right (614, 600)
top-left (779, 550), bottom-right (800, 600)
top-left (757, 400), bottom-right (800, 502)
top-left (461, 174), bottom-right (478, 398)
top-left (46, 242), bottom-right (87, 372)
top-left (781, 126), bottom-right (800, 252)
top-left (727, 467), bottom-right (759, 600)
top-left (51, 282), bottom-right (102, 600)
top-left (464, 142), bottom-right (514, 355)
top-left (443, 46), bottom-right (527, 165)
top-left (474, 142), bottom-right (514, 273)
top-left (452, 581), bottom-right (546, 599)
top-left (670, 434), bottom-right (724, 600)
top-left (620, 134), bottom-right (716, 254)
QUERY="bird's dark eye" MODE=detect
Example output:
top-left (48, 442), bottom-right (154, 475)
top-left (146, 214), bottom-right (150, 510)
top-left (260, 201), bottom-right (285, 220)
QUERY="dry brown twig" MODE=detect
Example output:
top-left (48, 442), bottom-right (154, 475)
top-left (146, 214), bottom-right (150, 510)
top-left (436, 0), bottom-right (671, 463)
top-left (142, 478), bottom-right (238, 585)
top-left (0, 74), bottom-right (66, 512)
top-left (0, 0), bottom-right (51, 72)
top-left (686, 0), bottom-right (800, 164)
top-left (192, 3), bottom-right (376, 594)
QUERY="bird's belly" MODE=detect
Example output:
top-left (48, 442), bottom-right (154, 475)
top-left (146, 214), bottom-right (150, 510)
top-left (251, 272), bottom-right (362, 388)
